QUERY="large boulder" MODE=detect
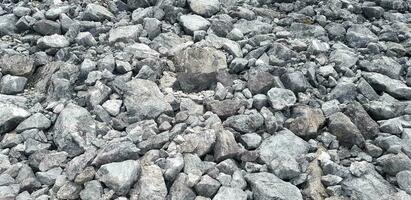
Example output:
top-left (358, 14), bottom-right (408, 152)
top-left (131, 164), bottom-right (167, 200)
top-left (174, 46), bottom-right (227, 92)
top-left (124, 79), bottom-right (172, 122)
top-left (0, 54), bottom-right (35, 76)
top-left (363, 72), bottom-right (411, 100)
top-left (53, 103), bottom-right (96, 157)
top-left (245, 172), bottom-right (303, 200)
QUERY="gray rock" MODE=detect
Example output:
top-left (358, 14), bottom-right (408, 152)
top-left (223, 110), bottom-right (264, 133)
top-left (39, 151), bottom-right (68, 171)
top-left (143, 18), bottom-right (161, 39)
top-left (174, 46), bottom-right (226, 92)
top-left (179, 128), bottom-right (216, 157)
top-left (92, 140), bottom-right (139, 166)
top-left (234, 19), bottom-right (272, 35)
top-left (321, 174), bottom-right (343, 186)
top-left (362, 6), bottom-right (384, 19)
top-left (214, 128), bottom-right (239, 162)
top-left (0, 54), bottom-right (34, 76)
top-left (80, 180), bottom-right (103, 200)
top-left (76, 32), bottom-right (97, 47)
top-left (206, 99), bottom-right (246, 118)
top-left (363, 72), bottom-right (411, 100)
top-left (0, 103), bottom-right (30, 134)
top-left (0, 185), bottom-right (18, 200)
top-left (168, 173), bottom-right (196, 200)
top-left (102, 99), bottom-right (122, 116)
top-left (259, 129), bottom-right (309, 164)
top-left (267, 88), bottom-right (297, 111)
top-left (83, 4), bottom-right (114, 21)
top-left (346, 25), bottom-right (378, 48)
top-left (329, 49), bottom-right (358, 69)
top-left (124, 43), bottom-right (160, 59)
top-left (131, 164), bottom-right (167, 200)
top-left (360, 56), bottom-right (403, 79)
top-left (281, 71), bottom-right (309, 93)
top-left (269, 154), bottom-right (301, 180)
top-left (188, 0), bottom-right (220, 17)
top-left (179, 15), bottom-right (211, 35)
top-left (53, 103), bottom-right (96, 157)
top-left (343, 101), bottom-right (379, 139)
top-left (36, 167), bottom-right (62, 185)
top-left (247, 70), bottom-right (274, 95)
top-left (328, 112), bottom-right (365, 148)
top-left (108, 25), bottom-right (142, 43)
top-left (15, 113), bottom-right (51, 132)
top-left (341, 163), bottom-right (397, 200)
top-left (376, 153), bottom-right (411, 176)
top-left (66, 148), bottom-right (97, 180)
top-left (37, 34), bottom-right (70, 50)
top-left (0, 75), bottom-right (27, 95)
top-left (245, 172), bottom-right (303, 200)
top-left (240, 133), bottom-right (262, 150)
top-left (286, 106), bottom-right (325, 138)
top-left (229, 58), bottom-right (248, 74)
top-left (0, 14), bottom-right (17, 36)
top-left (33, 19), bottom-right (61, 35)
top-left (128, 0), bottom-right (152, 9)
top-left (57, 181), bottom-right (82, 199)
top-left (96, 160), bottom-right (140, 195)
top-left (45, 6), bottom-right (71, 19)
top-left (396, 170), bottom-right (411, 194)
top-left (13, 7), bottom-right (31, 17)
top-left (195, 175), bottom-right (221, 197)
top-left (124, 78), bottom-right (172, 122)
top-left (212, 186), bottom-right (247, 200)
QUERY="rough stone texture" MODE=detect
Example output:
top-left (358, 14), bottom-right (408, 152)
top-left (245, 172), bottom-right (303, 200)
top-left (328, 112), bottom-right (365, 148)
top-left (96, 160), bottom-right (140, 195)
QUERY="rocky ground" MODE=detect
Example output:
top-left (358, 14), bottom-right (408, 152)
top-left (1, 0), bottom-right (411, 199)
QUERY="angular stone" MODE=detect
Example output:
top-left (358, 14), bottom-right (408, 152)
top-left (33, 19), bottom-right (61, 35)
top-left (124, 79), bottom-right (172, 122)
top-left (124, 43), bottom-right (160, 59)
top-left (205, 99), bottom-right (246, 118)
top-left (376, 153), bottom-right (411, 176)
top-left (53, 103), bottom-right (96, 157)
top-left (281, 71), bottom-right (310, 93)
top-left (92, 140), bottom-right (140, 166)
top-left (328, 112), bottom-right (365, 148)
top-left (188, 0), bottom-right (220, 17)
top-left (363, 72), bottom-right (411, 100)
top-left (179, 15), bottom-right (210, 35)
top-left (108, 25), bottom-right (142, 43)
top-left (37, 34), bottom-right (70, 50)
top-left (83, 4), bottom-right (114, 21)
top-left (0, 54), bottom-right (34, 76)
top-left (259, 129), bottom-right (309, 164)
top-left (346, 25), bottom-right (378, 48)
top-left (247, 70), bottom-right (274, 95)
top-left (343, 101), bottom-right (379, 139)
top-left (329, 49), bottom-right (358, 69)
top-left (397, 170), bottom-right (411, 194)
top-left (0, 14), bottom-right (17, 36)
top-left (57, 182), bottom-right (82, 199)
top-left (245, 172), bottom-right (303, 200)
top-left (286, 106), bottom-right (325, 138)
top-left (267, 88), bottom-right (297, 111)
top-left (0, 75), bottom-right (27, 95)
top-left (0, 103), bottom-right (30, 134)
top-left (96, 160), bottom-right (140, 195)
top-left (174, 46), bottom-right (226, 92)
top-left (168, 173), bottom-right (196, 200)
top-left (16, 113), bottom-right (51, 132)
top-left (214, 129), bottom-right (239, 162)
top-left (131, 164), bottom-right (167, 200)
top-left (223, 110), bottom-right (264, 133)
top-left (213, 186), bottom-right (247, 200)
top-left (80, 180), bottom-right (103, 200)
